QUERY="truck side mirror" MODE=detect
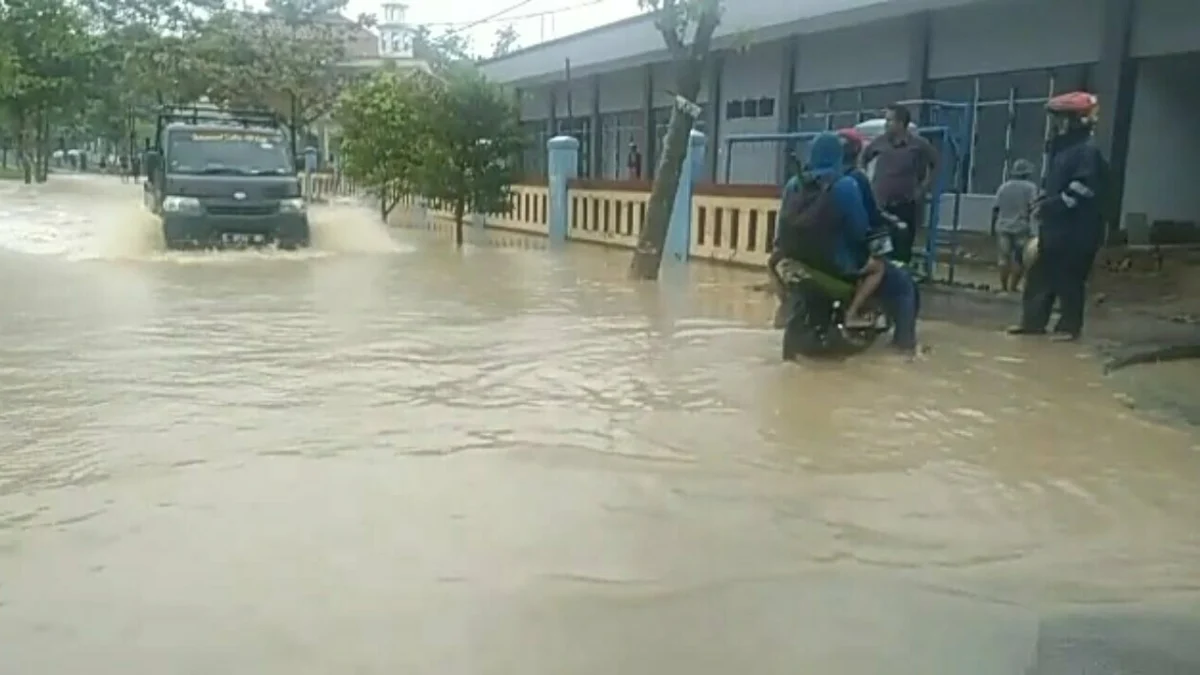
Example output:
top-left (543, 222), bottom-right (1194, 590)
top-left (144, 150), bottom-right (161, 178)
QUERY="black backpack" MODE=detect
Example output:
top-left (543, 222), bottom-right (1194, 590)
top-left (774, 175), bottom-right (841, 272)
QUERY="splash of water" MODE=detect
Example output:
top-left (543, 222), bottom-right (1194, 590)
top-left (0, 175), bottom-right (405, 261)
top-left (309, 200), bottom-right (404, 254)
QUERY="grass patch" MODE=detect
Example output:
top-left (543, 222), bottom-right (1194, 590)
top-left (0, 165), bottom-right (26, 181)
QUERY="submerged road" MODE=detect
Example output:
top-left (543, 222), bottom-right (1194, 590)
top-left (1, 176), bottom-right (1198, 673)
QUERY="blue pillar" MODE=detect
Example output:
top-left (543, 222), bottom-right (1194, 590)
top-left (664, 129), bottom-right (706, 262)
top-left (547, 135), bottom-right (579, 244)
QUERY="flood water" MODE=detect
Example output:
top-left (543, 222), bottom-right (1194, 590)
top-left (1, 175), bottom-right (1198, 673)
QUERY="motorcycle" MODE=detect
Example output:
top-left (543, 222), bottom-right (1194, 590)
top-left (773, 229), bottom-right (905, 360)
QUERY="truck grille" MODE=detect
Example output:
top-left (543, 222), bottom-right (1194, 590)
top-left (207, 203), bottom-right (278, 217)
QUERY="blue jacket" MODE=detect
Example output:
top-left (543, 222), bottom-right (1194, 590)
top-left (805, 133), bottom-right (871, 274)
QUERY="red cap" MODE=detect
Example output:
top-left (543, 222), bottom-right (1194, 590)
top-left (836, 127), bottom-right (867, 145)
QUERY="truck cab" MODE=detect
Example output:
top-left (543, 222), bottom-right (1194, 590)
top-left (143, 106), bottom-right (311, 250)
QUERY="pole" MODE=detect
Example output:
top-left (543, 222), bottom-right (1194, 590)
top-left (565, 58), bottom-right (574, 131)
top-left (565, 58), bottom-right (576, 172)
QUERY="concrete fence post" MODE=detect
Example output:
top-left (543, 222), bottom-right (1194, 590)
top-left (546, 135), bottom-right (580, 244)
top-left (664, 129), bottom-right (706, 262)
top-left (303, 146), bottom-right (318, 202)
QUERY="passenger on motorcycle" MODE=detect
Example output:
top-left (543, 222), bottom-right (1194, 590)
top-left (834, 129), bottom-right (888, 328)
top-left (776, 132), bottom-right (920, 354)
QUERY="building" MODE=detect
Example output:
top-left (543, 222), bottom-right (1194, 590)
top-left (481, 0), bottom-right (1200, 238)
top-left (317, 3), bottom-right (429, 167)
top-left (339, 2), bottom-right (426, 71)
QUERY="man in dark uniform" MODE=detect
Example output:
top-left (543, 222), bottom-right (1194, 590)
top-left (1008, 92), bottom-right (1108, 342)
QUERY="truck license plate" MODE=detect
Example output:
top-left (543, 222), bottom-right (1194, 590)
top-left (221, 233), bottom-right (265, 245)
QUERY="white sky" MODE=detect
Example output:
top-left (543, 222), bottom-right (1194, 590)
top-left (346, 0), bottom-right (641, 56)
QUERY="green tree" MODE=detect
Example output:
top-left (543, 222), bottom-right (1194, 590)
top-left (418, 69), bottom-right (523, 247)
top-left (200, 0), bottom-right (366, 156)
top-left (336, 70), bottom-right (433, 221)
top-left (412, 26), bottom-right (473, 71)
top-left (0, 0), bottom-right (95, 182)
top-left (629, 0), bottom-right (722, 280)
top-left (491, 25), bottom-right (519, 58)
top-left (84, 0), bottom-right (224, 32)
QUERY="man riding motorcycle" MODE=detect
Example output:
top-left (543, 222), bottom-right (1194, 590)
top-left (771, 131), bottom-right (919, 358)
top-left (771, 128), bottom-right (889, 321)
top-left (1008, 91), bottom-right (1108, 341)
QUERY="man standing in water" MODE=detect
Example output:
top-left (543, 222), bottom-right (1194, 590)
top-left (861, 104), bottom-right (939, 265)
top-left (1008, 92), bottom-right (1108, 342)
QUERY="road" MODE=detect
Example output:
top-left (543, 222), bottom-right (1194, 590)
top-left (1, 175), bottom-right (1198, 673)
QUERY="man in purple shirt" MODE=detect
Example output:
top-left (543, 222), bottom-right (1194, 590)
top-left (861, 104), bottom-right (939, 265)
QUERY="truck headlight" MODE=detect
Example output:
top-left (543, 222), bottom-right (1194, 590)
top-left (162, 196), bottom-right (201, 213)
top-left (279, 198), bottom-right (306, 214)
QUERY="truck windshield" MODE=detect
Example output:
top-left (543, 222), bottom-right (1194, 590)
top-left (167, 129), bottom-right (293, 175)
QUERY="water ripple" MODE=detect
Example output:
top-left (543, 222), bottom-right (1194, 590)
top-left (0, 176), bottom-right (1198, 670)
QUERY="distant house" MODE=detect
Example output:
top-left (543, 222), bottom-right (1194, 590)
top-left (337, 3), bottom-right (429, 75)
top-left (312, 3), bottom-right (430, 169)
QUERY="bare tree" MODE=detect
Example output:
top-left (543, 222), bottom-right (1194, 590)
top-left (629, 0), bottom-right (722, 280)
top-left (492, 24), bottom-right (519, 57)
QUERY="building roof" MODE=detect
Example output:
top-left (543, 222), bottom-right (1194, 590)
top-left (479, 0), bottom-right (987, 85)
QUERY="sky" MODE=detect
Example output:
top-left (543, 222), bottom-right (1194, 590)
top-left (345, 0), bottom-right (641, 56)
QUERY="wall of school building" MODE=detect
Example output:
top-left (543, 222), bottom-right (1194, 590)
top-left (508, 0), bottom-right (1200, 235)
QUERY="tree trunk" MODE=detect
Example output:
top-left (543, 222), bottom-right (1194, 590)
top-left (289, 93), bottom-right (300, 161)
top-left (36, 108), bottom-right (50, 183)
top-left (16, 106), bottom-right (31, 185)
top-left (628, 12), bottom-right (719, 281)
top-left (629, 106), bottom-right (695, 280)
top-left (453, 199), bottom-right (465, 247)
top-left (380, 183), bottom-right (401, 223)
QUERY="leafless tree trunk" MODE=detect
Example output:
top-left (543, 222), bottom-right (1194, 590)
top-left (453, 198), bottom-right (465, 247)
top-left (628, 2), bottom-right (721, 280)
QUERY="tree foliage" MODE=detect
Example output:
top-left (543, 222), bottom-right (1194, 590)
top-left (337, 68), bottom-right (524, 247)
top-left (0, 0), bottom-right (225, 181)
top-left (199, 0), bottom-right (368, 156)
top-left (629, 0), bottom-right (723, 280)
top-left (0, 0), bottom-right (96, 182)
top-left (412, 26), bottom-right (473, 72)
top-left (336, 70), bottom-right (433, 221)
top-left (421, 69), bottom-right (524, 246)
top-left (0, 0), bottom-right (383, 182)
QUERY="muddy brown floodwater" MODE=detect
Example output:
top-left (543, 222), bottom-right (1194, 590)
top-left (1, 175), bottom-right (1198, 674)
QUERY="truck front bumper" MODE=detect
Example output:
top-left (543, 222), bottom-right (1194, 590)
top-left (162, 211), bottom-right (311, 250)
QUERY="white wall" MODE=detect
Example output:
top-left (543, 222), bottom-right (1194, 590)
top-left (1132, 0), bottom-right (1200, 58)
top-left (718, 42), bottom-right (786, 184)
top-left (928, 0), bottom-right (1101, 78)
top-left (597, 67), bottom-right (644, 114)
top-left (794, 17), bottom-right (911, 91)
top-left (518, 88), bottom-right (548, 122)
top-left (1122, 53), bottom-right (1200, 229)
top-left (552, 79), bottom-right (594, 119)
